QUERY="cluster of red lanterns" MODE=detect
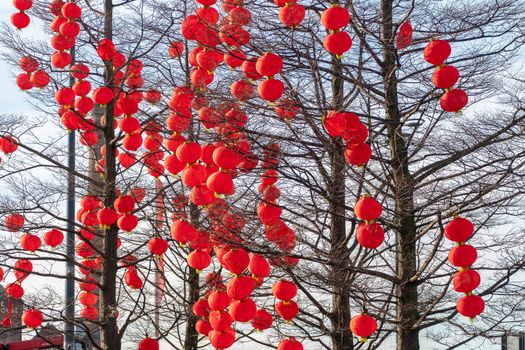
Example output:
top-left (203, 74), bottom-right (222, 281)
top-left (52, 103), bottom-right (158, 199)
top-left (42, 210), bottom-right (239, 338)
top-left (424, 39), bottom-right (468, 113)
top-left (10, 0), bottom-right (32, 30)
top-left (321, 4), bottom-right (352, 58)
top-left (49, 1), bottom-right (82, 69)
top-left (16, 57), bottom-right (50, 91)
top-left (354, 195), bottom-right (384, 249)
top-left (444, 216), bottom-right (485, 319)
top-left (323, 111), bottom-right (371, 167)
top-left (256, 53), bottom-right (285, 103)
top-left (273, 0), bottom-right (306, 28)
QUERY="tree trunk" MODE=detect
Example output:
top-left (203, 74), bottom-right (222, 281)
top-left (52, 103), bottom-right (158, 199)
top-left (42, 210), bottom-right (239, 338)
top-left (184, 203), bottom-right (200, 350)
top-left (380, 1), bottom-right (420, 349)
top-left (329, 38), bottom-right (354, 350)
top-left (99, 1), bottom-right (121, 349)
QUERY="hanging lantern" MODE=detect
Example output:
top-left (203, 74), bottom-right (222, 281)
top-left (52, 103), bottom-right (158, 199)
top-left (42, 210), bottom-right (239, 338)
top-left (187, 249), bottom-right (211, 272)
top-left (258, 79), bottom-right (285, 102)
top-left (176, 141), bottom-right (202, 164)
top-left (251, 308), bottom-right (273, 331)
top-left (209, 310), bottom-right (233, 331)
top-left (448, 245), bottom-right (477, 267)
top-left (208, 291), bottom-right (232, 311)
top-left (170, 219), bottom-right (197, 244)
top-left (147, 237), bottom-right (169, 256)
top-left (354, 195), bottom-right (382, 222)
top-left (230, 80), bottom-right (254, 101)
top-left (272, 280), bottom-right (298, 301)
top-left (344, 143), bottom-right (372, 166)
top-left (277, 338), bottom-right (304, 350)
top-left (192, 298), bottom-right (210, 318)
top-left (92, 87), bottom-right (113, 105)
top-left (195, 319), bottom-right (213, 336)
top-left (22, 309), bottom-right (43, 329)
top-left (138, 338), bottom-right (159, 350)
top-left (5, 213), bottom-right (25, 232)
top-left (229, 298), bottom-right (257, 322)
top-left (424, 40), bottom-right (451, 66)
top-left (11, 12), bottom-right (30, 30)
top-left (213, 146), bottom-right (241, 169)
top-left (350, 313), bottom-right (377, 342)
top-left (224, 49), bottom-right (247, 69)
top-left (456, 295), bottom-right (484, 319)
top-left (55, 87), bottom-right (76, 106)
top-left (444, 216), bottom-right (474, 242)
top-left (221, 249), bottom-right (250, 275)
top-left (14, 259), bottom-right (32, 282)
top-left (275, 300), bottom-right (299, 321)
top-left (51, 51), bottom-right (72, 69)
top-left (80, 306), bottom-right (99, 320)
top-left (20, 233), bottom-right (41, 252)
top-left (124, 268), bottom-right (143, 289)
top-left (43, 229), bottom-right (64, 248)
top-left (226, 275), bottom-right (255, 300)
top-left (114, 195), bottom-right (135, 214)
top-left (396, 20), bottom-right (413, 50)
top-left (208, 329), bottom-right (236, 350)
top-left (453, 269), bottom-right (481, 293)
top-left (168, 41), bottom-right (184, 58)
top-left (16, 73), bottom-right (33, 90)
top-left (182, 164), bottom-right (208, 187)
top-left (256, 53), bottom-right (284, 77)
top-left (248, 254), bottom-right (270, 278)
top-left (117, 214), bottom-right (138, 232)
top-left (6, 283), bottom-right (24, 299)
top-left (257, 203), bottom-right (282, 226)
top-left (97, 39), bottom-right (116, 61)
top-left (30, 70), bottom-right (50, 88)
top-left (278, 4), bottom-right (305, 28)
top-left (440, 88), bottom-right (468, 113)
top-left (324, 31), bottom-right (352, 58)
top-left (432, 65), bottom-right (459, 89)
top-left (355, 222), bottom-right (384, 249)
top-left (79, 291), bottom-right (97, 307)
top-left (321, 5), bottom-right (350, 30)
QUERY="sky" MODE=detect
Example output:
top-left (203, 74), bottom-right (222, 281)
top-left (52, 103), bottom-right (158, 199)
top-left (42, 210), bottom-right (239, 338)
top-left (0, 3), bottom-right (513, 350)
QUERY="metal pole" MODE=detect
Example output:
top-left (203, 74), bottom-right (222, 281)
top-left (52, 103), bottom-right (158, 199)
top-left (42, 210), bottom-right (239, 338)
top-left (65, 47), bottom-right (77, 350)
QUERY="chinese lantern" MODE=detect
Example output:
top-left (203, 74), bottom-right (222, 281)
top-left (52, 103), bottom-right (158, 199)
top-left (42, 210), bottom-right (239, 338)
top-left (170, 219), bottom-right (197, 244)
top-left (350, 313), bottom-right (377, 342)
top-left (192, 298), bottom-right (210, 318)
top-left (51, 51), bottom-right (72, 68)
top-left (354, 195), bottom-right (382, 222)
top-left (55, 87), bottom-right (76, 106)
top-left (208, 291), bottom-right (232, 311)
top-left (432, 65), bottom-right (460, 89)
top-left (275, 99), bottom-right (299, 120)
top-left (147, 237), bottom-right (169, 256)
top-left (228, 6), bottom-right (252, 25)
top-left (6, 283), bottom-right (24, 299)
top-left (224, 49), bottom-right (246, 69)
top-left (168, 41), bottom-right (184, 58)
top-left (187, 249), bottom-right (211, 272)
top-left (444, 216), bottom-right (474, 242)
top-left (248, 254), bottom-right (270, 278)
top-left (424, 40), bottom-right (451, 66)
top-left (344, 143), bottom-right (372, 166)
top-left (43, 229), bottom-right (64, 248)
top-left (279, 3), bottom-right (305, 28)
top-left (258, 79), bottom-right (285, 102)
top-left (97, 39), bottom-right (116, 61)
top-left (456, 295), bottom-right (484, 318)
top-left (355, 222), bottom-right (384, 249)
top-left (196, 319), bottom-right (212, 336)
top-left (257, 203), bottom-right (282, 226)
top-left (80, 306), bottom-right (99, 320)
top-left (176, 142), bottom-right (202, 164)
top-left (453, 269), bottom-right (481, 293)
top-left (5, 213), bottom-right (24, 232)
top-left (252, 309), bottom-right (273, 331)
top-left (79, 291), bottom-right (97, 307)
top-left (114, 195), bottom-right (135, 213)
top-left (241, 59), bottom-right (263, 81)
top-left (61, 2), bottom-right (81, 19)
top-left (22, 308), bottom-right (43, 328)
top-left (16, 73), bottom-right (33, 90)
top-left (448, 245), bottom-right (477, 267)
top-left (181, 164), bottom-right (207, 188)
top-left (124, 268), bottom-right (143, 289)
top-left (213, 146), bottom-right (241, 169)
top-left (277, 338), bottom-right (304, 350)
top-left (76, 241), bottom-right (94, 258)
top-left (229, 298), bottom-right (257, 322)
top-left (92, 87), bottom-right (113, 105)
top-left (144, 89), bottom-right (162, 104)
top-left (256, 53), bottom-right (283, 77)
top-left (396, 20), bottom-right (413, 50)
top-left (208, 329), bottom-right (236, 349)
top-left (30, 70), bottom-right (50, 88)
top-left (272, 280), bottom-right (297, 301)
top-left (209, 310), bottom-right (233, 331)
top-left (20, 233), bottom-right (41, 252)
top-left (324, 31), bottom-right (352, 57)
top-left (226, 275), bottom-right (255, 300)
top-left (230, 80), bottom-right (254, 101)
top-left (440, 88), bottom-right (468, 112)
top-left (11, 12), bottom-right (30, 30)
top-left (138, 338), bottom-right (159, 350)
top-left (207, 171), bottom-right (234, 195)
top-left (221, 249), bottom-right (250, 275)
top-left (321, 5), bottom-right (350, 30)
top-left (275, 300), bottom-right (299, 321)
top-left (14, 259), bottom-right (32, 282)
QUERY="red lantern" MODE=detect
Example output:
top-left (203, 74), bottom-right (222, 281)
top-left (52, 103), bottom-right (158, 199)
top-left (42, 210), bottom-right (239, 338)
top-left (61, 2), bottom-right (81, 19)
top-left (76, 241), bottom-right (94, 258)
top-left (43, 229), bottom-right (64, 248)
top-left (192, 298), bottom-right (210, 317)
top-left (228, 6), bottom-right (252, 25)
top-left (60, 21), bottom-right (80, 37)
top-left (55, 87), bottom-right (76, 106)
top-left (209, 310), bottom-right (233, 331)
top-left (138, 338), bottom-right (159, 350)
top-left (256, 53), bottom-right (283, 77)
top-left (117, 214), bottom-right (138, 232)
top-left (424, 40), bottom-right (451, 66)
top-left (14, 0), bottom-right (33, 11)
top-left (176, 142), bottom-right (202, 164)
top-left (118, 152), bottom-right (136, 168)
top-left (448, 244), bottom-right (477, 267)
top-left (16, 73), bottom-right (33, 90)
top-left (272, 280), bottom-right (297, 301)
top-left (208, 329), bottom-right (236, 349)
top-left (20, 233), bottom-right (41, 252)
top-left (114, 195), bottom-right (135, 213)
top-left (257, 203), bottom-right (282, 226)
top-left (22, 309), bottom-right (43, 328)
top-left (324, 31), bottom-right (352, 57)
top-left (208, 291), bottom-right (232, 311)
top-left (30, 70), bottom-right (50, 88)
top-left (207, 171), bottom-right (234, 195)
top-left (277, 338), bottom-right (304, 350)
top-left (241, 59), bottom-right (263, 81)
top-left (213, 146), bottom-right (241, 169)
top-left (251, 308), bottom-right (273, 331)
top-left (80, 306), bottom-right (99, 320)
top-left (229, 298), bottom-right (256, 322)
top-left (144, 89), bottom-right (162, 104)
top-left (227, 275), bottom-right (255, 300)
top-left (51, 51), bottom-right (72, 68)
top-left (248, 254), bottom-right (270, 278)
top-left (147, 237), bottom-right (169, 256)
top-left (344, 143), bottom-right (372, 166)
top-left (92, 87), bottom-right (113, 105)
top-left (275, 300), bottom-right (299, 321)
top-left (196, 6), bottom-right (219, 24)
top-left (321, 5), bottom-right (350, 30)
top-left (187, 249), bottom-right (211, 272)
top-left (124, 268), bottom-right (143, 289)
top-left (170, 219), bottom-right (197, 244)
top-left (97, 39), bottom-right (116, 61)
top-left (432, 65), bottom-right (459, 89)
top-left (440, 88), bottom-right (468, 112)
top-left (396, 20), bottom-right (413, 50)
top-left (453, 269), bottom-right (481, 293)
top-left (182, 164), bottom-right (208, 188)
top-left (258, 79), bottom-right (285, 102)
top-left (275, 99), bottom-right (299, 120)
top-left (168, 41), bottom-right (184, 58)
top-left (224, 49), bottom-right (247, 69)
top-left (5, 213), bottom-right (24, 232)
top-left (79, 291), bottom-right (97, 307)
top-left (279, 4), bottom-right (305, 28)
top-left (350, 313), bottom-right (377, 341)
top-left (196, 320), bottom-right (212, 336)
top-left (6, 283), bottom-right (24, 299)
top-left (354, 195), bottom-right (382, 221)
top-left (355, 222), bottom-right (384, 249)
top-left (456, 295), bottom-right (484, 318)
top-left (14, 259), bottom-right (32, 282)
top-left (230, 80), bottom-right (254, 101)
top-left (11, 12), bottom-right (30, 30)
top-left (221, 249), bottom-right (250, 275)
top-left (444, 216), bottom-right (474, 242)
